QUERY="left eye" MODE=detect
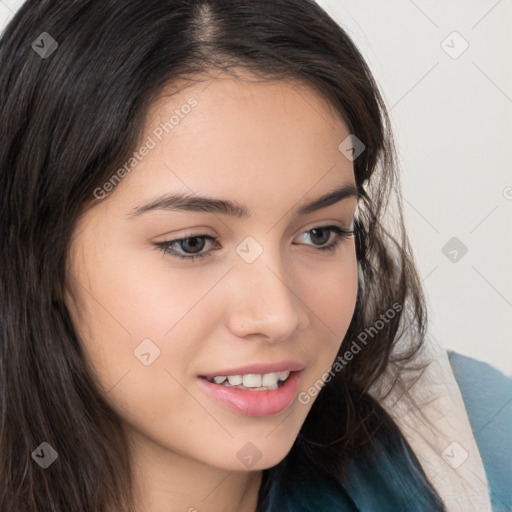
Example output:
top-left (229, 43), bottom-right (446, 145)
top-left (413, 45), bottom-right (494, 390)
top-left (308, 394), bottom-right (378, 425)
top-left (154, 225), bottom-right (354, 262)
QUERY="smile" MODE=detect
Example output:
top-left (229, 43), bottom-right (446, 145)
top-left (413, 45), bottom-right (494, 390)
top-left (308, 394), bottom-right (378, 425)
top-left (197, 370), bottom-right (303, 417)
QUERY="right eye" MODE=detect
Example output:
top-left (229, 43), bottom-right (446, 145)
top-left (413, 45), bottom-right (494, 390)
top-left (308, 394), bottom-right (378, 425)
top-left (154, 235), bottom-right (220, 261)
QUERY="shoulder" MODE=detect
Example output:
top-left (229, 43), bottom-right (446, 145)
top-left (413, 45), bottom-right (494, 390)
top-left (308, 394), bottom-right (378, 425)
top-left (447, 350), bottom-right (512, 512)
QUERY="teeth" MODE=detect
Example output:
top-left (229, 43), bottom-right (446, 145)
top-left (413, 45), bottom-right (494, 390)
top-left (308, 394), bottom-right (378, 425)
top-left (243, 374), bottom-right (262, 388)
top-left (279, 371), bottom-right (290, 381)
top-left (227, 375), bottom-right (243, 386)
top-left (261, 372), bottom-right (279, 387)
top-left (208, 371), bottom-right (292, 388)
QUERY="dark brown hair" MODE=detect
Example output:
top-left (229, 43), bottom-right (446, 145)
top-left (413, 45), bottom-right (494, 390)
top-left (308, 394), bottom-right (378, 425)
top-left (0, 1), bottom-right (440, 510)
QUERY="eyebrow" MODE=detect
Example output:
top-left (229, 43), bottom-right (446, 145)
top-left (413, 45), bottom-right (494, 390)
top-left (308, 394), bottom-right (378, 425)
top-left (127, 182), bottom-right (360, 219)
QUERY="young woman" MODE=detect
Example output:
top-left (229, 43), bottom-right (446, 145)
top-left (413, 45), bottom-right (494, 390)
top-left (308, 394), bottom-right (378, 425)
top-left (0, 1), bottom-right (509, 511)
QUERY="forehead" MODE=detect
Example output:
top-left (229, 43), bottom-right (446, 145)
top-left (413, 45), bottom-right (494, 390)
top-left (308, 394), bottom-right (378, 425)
top-left (144, 70), bottom-right (348, 146)
top-left (102, 70), bottom-right (355, 213)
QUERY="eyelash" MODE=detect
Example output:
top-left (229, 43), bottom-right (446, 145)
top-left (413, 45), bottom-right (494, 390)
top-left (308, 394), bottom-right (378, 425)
top-left (154, 225), bottom-right (354, 262)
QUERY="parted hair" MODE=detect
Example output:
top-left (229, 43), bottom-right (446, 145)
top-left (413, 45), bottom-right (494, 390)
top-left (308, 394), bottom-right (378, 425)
top-left (0, 1), bottom-right (440, 510)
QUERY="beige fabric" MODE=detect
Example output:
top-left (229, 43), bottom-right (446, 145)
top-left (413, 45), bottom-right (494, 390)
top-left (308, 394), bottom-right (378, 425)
top-left (369, 335), bottom-right (492, 512)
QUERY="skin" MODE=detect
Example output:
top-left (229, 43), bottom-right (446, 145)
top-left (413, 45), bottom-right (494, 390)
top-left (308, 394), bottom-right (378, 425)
top-left (65, 69), bottom-right (359, 512)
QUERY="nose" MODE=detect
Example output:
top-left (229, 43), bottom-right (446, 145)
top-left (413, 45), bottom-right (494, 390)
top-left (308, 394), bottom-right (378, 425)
top-left (226, 246), bottom-right (310, 342)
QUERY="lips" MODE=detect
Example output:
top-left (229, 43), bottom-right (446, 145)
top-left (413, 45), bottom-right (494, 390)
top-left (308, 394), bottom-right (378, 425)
top-left (196, 360), bottom-right (305, 416)
top-left (197, 369), bottom-right (303, 416)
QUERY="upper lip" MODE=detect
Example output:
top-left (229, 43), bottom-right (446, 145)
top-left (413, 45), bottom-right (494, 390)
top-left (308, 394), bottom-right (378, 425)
top-left (199, 360), bottom-right (305, 378)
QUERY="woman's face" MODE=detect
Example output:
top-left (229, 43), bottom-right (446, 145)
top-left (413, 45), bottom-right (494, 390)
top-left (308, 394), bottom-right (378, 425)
top-left (65, 71), bottom-right (359, 473)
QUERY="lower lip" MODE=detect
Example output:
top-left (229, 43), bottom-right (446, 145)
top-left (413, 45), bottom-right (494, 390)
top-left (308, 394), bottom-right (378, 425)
top-left (197, 371), bottom-right (302, 417)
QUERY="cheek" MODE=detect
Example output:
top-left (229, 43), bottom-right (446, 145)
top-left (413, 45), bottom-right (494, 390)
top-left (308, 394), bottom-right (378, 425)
top-left (66, 260), bottom-right (219, 441)
top-left (65, 239), bottom-right (224, 412)
top-left (299, 247), bottom-right (358, 377)
top-left (306, 246), bottom-right (358, 336)
top-left (73, 236), bottom-right (224, 348)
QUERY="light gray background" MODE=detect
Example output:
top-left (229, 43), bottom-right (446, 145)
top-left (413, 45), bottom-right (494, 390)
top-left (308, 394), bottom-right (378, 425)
top-left (1, 0), bottom-right (511, 374)
top-left (316, 0), bottom-right (512, 375)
